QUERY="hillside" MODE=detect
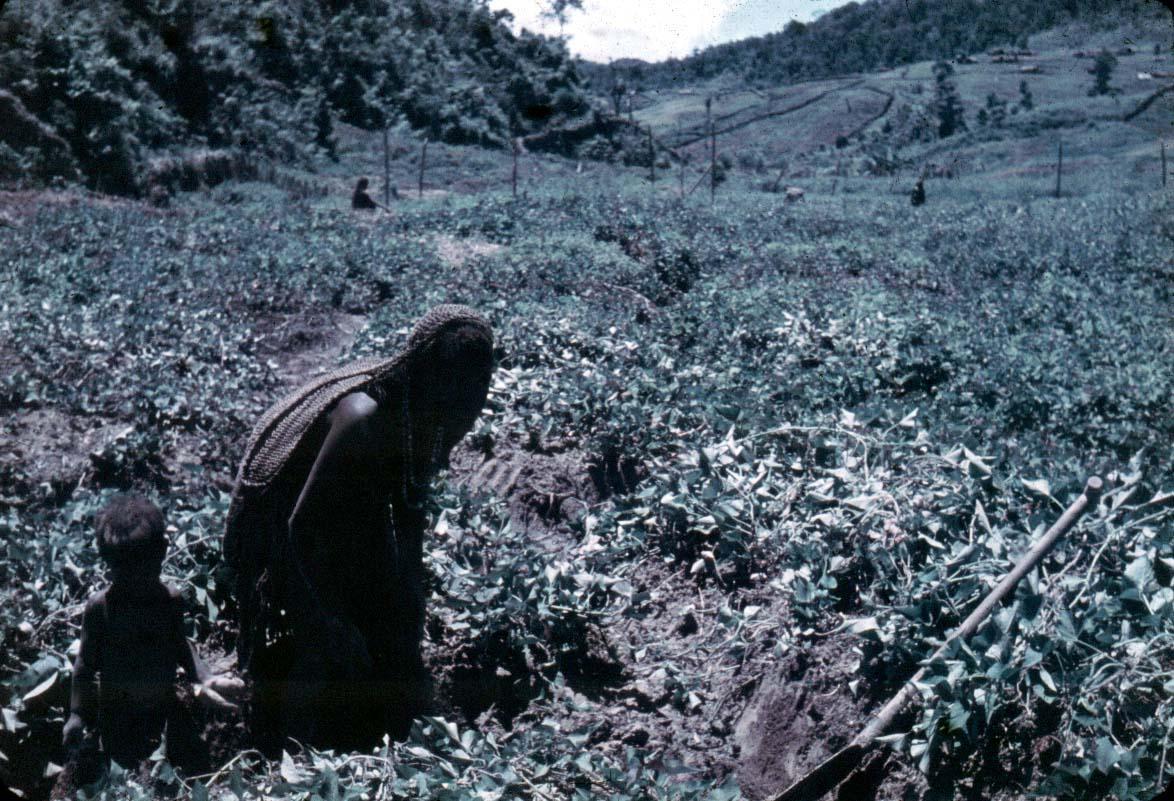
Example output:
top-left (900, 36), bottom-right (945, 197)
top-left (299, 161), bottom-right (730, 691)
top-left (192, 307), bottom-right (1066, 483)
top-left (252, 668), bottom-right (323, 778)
top-left (583, 0), bottom-right (1168, 91)
top-left (0, 0), bottom-right (589, 195)
top-left (624, 27), bottom-right (1173, 200)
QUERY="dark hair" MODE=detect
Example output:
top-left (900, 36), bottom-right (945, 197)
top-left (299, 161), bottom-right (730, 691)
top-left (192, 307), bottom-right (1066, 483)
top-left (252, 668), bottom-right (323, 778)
top-left (356, 177), bottom-right (369, 190)
top-left (95, 494), bottom-right (167, 564)
top-left (429, 322), bottom-right (494, 366)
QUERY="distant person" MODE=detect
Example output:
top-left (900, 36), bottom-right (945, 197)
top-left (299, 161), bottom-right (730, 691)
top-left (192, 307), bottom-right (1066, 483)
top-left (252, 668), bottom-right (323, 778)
top-left (62, 495), bottom-right (242, 770)
top-left (910, 177), bottom-right (926, 207)
top-left (352, 177), bottom-right (391, 211)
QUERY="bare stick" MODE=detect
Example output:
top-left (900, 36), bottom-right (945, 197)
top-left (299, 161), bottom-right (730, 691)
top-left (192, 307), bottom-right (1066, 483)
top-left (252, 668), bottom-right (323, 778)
top-left (768, 477), bottom-right (1104, 801)
top-left (1055, 138), bottom-right (1063, 198)
top-left (383, 128), bottom-right (390, 206)
top-left (708, 97), bottom-right (716, 204)
top-left (648, 127), bottom-right (656, 183)
top-left (418, 138), bottom-right (428, 199)
top-left (685, 164), bottom-right (713, 198)
top-left (512, 139), bottom-right (519, 199)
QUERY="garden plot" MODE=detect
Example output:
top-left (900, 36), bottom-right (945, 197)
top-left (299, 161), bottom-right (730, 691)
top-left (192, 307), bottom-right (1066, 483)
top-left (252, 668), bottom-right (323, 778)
top-left (0, 175), bottom-right (1171, 801)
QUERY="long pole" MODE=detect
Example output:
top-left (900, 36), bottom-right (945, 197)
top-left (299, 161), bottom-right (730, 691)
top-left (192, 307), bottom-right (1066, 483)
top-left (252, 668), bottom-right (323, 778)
top-left (648, 127), bottom-right (656, 183)
top-left (708, 97), bottom-right (716, 204)
top-left (418, 138), bottom-right (428, 199)
top-left (512, 139), bottom-right (519, 199)
top-left (1055, 138), bottom-right (1063, 198)
top-left (1162, 140), bottom-right (1167, 188)
top-left (769, 477), bottom-right (1104, 801)
top-left (383, 128), bottom-right (390, 206)
top-left (677, 121), bottom-right (685, 197)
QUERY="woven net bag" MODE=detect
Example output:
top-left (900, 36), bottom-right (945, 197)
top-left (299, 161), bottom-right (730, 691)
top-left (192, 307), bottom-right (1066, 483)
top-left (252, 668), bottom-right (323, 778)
top-left (234, 304), bottom-right (491, 491)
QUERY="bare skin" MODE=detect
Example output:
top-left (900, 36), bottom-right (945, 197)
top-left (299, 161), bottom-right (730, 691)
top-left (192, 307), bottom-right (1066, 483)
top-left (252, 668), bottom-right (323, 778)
top-left (272, 328), bottom-right (493, 743)
top-left (64, 558), bottom-right (242, 765)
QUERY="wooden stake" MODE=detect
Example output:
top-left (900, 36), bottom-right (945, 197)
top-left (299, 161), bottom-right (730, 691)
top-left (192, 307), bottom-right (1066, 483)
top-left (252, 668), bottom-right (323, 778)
top-left (1054, 138), bottom-right (1063, 198)
top-left (648, 127), bottom-right (656, 183)
top-left (708, 97), bottom-right (716, 204)
top-left (382, 127), bottom-right (391, 206)
top-left (418, 138), bottom-right (428, 199)
top-left (512, 139), bottom-right (519, 199)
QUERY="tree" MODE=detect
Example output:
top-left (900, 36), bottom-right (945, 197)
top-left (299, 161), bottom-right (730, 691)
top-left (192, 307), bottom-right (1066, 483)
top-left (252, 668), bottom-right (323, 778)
top-left (314, 96), bottom-right (338, 160)
top-left (1088, 48), bottom-right (1118, 96)
top-left (933, 61), bottom-right (966, 138)
top-left (541, 0), bottom-right (584, 34)
top-left (980, 92), bottom-right (1007, 127)
top-left (1018, 79), bottom-right (1034, 110)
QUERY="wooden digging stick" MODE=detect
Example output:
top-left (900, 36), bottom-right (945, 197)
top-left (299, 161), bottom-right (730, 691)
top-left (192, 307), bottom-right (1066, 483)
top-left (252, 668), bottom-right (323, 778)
top-left (768, 476), bottom-right (1104, 801)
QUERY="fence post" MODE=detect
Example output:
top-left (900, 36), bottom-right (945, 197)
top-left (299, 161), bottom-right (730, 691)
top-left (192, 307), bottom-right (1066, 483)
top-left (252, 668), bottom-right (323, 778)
top-left (512, 139), bottom-right (519, 199)
top-left (418, 138), bottom-right (428, 199)
top-left (1054, 139), bottom-right (1063, 198)
top-left (383, 128), bottom-right (391, 206)
top-left (648, 127), bottom-right (656, 183)
top-left (707, 97), bottom-right (716, 204)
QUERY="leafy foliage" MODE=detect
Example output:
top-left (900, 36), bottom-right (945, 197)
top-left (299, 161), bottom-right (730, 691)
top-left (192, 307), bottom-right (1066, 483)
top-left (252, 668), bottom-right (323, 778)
top-left (0, 177), bottom-right (1171, 799)
top-left (0, 0), bottom-right (590, 194)
top-left (933, 62), bottom-right (967, 138)
top-left (1089, 49), bottom-right (1120, 96)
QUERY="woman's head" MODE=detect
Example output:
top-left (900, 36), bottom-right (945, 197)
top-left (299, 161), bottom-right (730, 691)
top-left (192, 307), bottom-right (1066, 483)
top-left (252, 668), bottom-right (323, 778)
top-left (421, 322), bottom-right (494, 438)
top-left (400, 307), bottom-right (494, 480)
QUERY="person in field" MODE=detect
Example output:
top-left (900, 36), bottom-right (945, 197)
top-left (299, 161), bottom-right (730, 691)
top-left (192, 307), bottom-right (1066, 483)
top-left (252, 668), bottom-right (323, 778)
top-left (351, 177), bottom-right (392, 211)
top-left (224, 305), bottom-right (494, 749)
top-left (63, 494), bottom-right (242, 768)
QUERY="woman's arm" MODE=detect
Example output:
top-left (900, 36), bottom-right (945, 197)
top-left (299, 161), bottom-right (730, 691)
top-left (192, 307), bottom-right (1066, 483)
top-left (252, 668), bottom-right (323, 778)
top-left (285, 392), bottom-right (382, 628)
top-left (171, 588), bottom-right (243, 711)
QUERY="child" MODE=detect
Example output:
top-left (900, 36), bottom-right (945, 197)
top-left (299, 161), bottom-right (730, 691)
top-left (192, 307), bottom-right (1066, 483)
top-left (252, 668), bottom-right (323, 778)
top-left (62, 494), bottom-right (242, 767)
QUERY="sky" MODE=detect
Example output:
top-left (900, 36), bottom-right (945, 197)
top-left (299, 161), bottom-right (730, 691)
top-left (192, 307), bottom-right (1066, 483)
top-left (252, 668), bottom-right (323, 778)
top-left (487, 0), bottom-right (848, 63)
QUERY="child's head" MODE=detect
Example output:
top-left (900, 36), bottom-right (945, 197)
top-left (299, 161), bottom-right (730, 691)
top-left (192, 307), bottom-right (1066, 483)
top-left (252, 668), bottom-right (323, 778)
top-left (95, 494), bottom-right (167, 585)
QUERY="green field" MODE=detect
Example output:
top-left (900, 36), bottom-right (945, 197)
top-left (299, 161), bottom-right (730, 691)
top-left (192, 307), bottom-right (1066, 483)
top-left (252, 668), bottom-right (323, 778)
top-left (2, 12), bottom-right (1174, 801)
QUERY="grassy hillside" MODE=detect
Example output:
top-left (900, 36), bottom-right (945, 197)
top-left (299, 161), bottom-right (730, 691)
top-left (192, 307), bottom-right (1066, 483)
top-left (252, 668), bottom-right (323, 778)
top-left (625, 26), bottom-right (1173, 203)
top-left (585, 0), bottom-right (1168, 91)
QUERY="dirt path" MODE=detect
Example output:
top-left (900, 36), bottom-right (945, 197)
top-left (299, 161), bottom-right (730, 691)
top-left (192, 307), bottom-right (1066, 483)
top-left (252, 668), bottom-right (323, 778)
top-left (843, 86), bottom-right (896, 141)
top-left (667, 80), bottom-right (866, 149)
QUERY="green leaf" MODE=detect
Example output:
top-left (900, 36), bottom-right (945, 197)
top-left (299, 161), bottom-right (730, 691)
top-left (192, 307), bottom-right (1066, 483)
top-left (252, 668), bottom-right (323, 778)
top-left (1095, 738), bottom-right (1120, 774)
top-left (1124, 556), bottom-right (1154, 590)
top-left (1021, 477), bottom-right (1051, 497)
top-left (280, 751), bottom-right (306, 784)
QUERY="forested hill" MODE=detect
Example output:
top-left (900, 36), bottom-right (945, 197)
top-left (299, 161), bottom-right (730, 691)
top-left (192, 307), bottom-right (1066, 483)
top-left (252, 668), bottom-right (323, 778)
top-left (584, 0), bottom-right (1168, 90)
top-left (0, 0), bottom-right (588, 194)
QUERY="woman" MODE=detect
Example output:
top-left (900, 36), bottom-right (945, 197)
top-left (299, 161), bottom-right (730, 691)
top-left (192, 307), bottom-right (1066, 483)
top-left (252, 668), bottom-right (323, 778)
top-left (224, 305), bottom-right (493, 748)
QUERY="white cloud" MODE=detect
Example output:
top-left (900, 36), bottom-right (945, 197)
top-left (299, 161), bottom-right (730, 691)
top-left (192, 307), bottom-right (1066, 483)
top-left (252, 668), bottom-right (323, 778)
top-left (489, 0), bottom-right (846, 63)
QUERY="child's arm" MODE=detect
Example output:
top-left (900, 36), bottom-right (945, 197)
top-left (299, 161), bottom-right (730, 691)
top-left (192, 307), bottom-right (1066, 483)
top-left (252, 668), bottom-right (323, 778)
top-left (171, 590), bottom-right (242, 711)
top-left (64, 595), bottom-right (104, 747)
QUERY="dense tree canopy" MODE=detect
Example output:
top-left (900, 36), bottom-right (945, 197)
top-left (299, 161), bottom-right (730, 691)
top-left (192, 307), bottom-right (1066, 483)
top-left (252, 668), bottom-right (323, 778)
top-left (0, 0), bottom-right (589, 193)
